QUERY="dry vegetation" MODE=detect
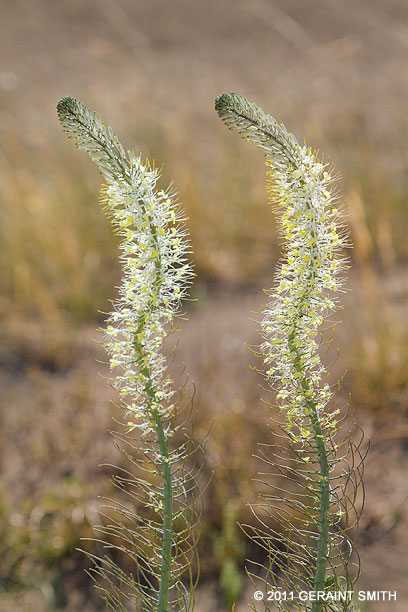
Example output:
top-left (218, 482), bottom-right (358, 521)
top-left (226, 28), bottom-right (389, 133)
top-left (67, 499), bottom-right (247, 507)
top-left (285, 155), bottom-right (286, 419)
top-left (1, 0), bottom-right (408, 609)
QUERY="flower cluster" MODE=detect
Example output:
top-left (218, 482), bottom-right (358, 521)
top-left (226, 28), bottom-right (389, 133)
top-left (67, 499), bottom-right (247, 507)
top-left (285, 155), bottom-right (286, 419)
top-left (102, 163), bottom-right (194, 432)
top-left (261, 147), bottom-right (348, 435)
top-left (215, 93), bottom-right (348, 439)
top-left (57, 97), bottom-right (194, 433)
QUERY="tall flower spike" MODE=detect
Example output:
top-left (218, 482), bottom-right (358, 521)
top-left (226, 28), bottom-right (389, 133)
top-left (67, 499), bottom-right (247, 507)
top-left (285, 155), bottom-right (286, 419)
top-left (216, 93), bottom-right (365, 611)
top-left (57, 97), bottom-right (198, 612)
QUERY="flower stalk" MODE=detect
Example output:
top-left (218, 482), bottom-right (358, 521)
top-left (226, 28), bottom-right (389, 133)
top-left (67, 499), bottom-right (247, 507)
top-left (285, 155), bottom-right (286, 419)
top-left (216, 93), bottom-right (361, 611)
top-left (57, 97), bottom-right (196, 611)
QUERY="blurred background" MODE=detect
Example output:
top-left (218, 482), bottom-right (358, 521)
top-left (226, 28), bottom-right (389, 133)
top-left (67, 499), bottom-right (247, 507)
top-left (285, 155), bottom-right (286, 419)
top-left (1, 0), bottom-right (408, 609)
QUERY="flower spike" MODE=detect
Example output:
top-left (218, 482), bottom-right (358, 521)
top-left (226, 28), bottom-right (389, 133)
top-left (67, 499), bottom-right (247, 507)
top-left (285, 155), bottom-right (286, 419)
top-left (216, 93), bottom-right (364, 612)
top-left (57, 97), bottom-right (197, 612)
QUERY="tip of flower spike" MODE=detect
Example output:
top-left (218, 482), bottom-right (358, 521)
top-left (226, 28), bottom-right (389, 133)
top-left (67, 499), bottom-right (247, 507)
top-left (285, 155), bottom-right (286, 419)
top-left (214, 92), bottom-right (236, 113)
top-left (56, 97), bottom-right (83, 128)
top-left (57, 96), bottom-right (77, 115)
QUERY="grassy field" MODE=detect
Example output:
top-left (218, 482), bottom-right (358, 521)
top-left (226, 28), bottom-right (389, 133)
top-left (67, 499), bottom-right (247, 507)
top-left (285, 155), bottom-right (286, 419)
top-left (1, 0), bottom-right (408, 609)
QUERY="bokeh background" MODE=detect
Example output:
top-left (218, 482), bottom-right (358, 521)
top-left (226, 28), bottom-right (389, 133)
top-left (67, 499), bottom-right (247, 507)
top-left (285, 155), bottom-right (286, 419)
top-left (1, 0), bottom-right (408, 610)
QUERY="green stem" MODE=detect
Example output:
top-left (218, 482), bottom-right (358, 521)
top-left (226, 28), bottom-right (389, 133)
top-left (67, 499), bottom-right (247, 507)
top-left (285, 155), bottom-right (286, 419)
top-left (309, 405), bottom-right (330, 612)
top-left (133, 338), bottom-right (173, 611)
top-left (152, 410), bottom-right (173, 612)
top-left (133, 320), bottom-right (173, 610)
top-left (288, 332), bottom-right (330, 612)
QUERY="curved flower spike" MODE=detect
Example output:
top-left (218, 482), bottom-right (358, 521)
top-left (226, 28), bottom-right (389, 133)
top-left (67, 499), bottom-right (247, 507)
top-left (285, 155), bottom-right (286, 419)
top-left (216, 93), bottom-right (363, 612)
top-left (57, 97), bottom-right (197, 612)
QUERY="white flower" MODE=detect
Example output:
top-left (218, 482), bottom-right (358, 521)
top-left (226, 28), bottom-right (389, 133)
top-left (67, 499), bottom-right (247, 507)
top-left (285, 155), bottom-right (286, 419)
top-left (57, 98), bottom-right (194, 435)
top-left (100, 173), bottom-right (194, 429)
top-left (215, 93), bottom-right (349, 440)
top-left (260, 146), bottom-right (348, 436)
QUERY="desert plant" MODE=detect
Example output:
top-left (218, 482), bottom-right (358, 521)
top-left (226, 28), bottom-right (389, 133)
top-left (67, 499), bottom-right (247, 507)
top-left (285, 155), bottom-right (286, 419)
top-left (57, 97), bottom-right (199, 612)
top-left (215, 93), bottom-right (365, 611)
top-left (55, 92), bottom-right (365, 612)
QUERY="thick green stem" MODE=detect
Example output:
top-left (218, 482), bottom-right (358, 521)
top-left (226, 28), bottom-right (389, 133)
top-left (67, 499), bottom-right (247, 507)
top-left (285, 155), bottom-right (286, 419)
top-left (134, 306), bottom-right (173, 611)
top-left (152, 410), bottom-right (173, 612)
top-left (309, 405), bottom-right (330, 612)
top-left (288, 332), bottom-right (330, 612)
top-left (134, 354), bottom-right (173, 610)
top-left (133, 340), bottom-right (173, 611)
